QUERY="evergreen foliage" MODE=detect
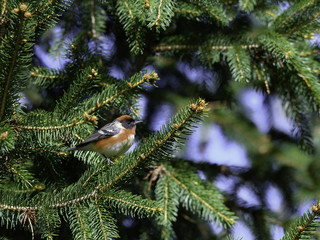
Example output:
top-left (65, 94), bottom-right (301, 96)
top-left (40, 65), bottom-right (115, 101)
top-left (281, 204), bottom-right (320, 240)
top-left (0, 0), bottom-right (320, 239)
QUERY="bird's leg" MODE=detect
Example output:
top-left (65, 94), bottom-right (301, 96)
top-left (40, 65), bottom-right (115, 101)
top-left (102, 154), bottom-right (114, 165)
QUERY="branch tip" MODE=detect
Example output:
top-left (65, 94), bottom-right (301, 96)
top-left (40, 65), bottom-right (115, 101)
top-left (311, 205), bottom-right (318, 212)
top-left (143, 74), bottom-right (151, 81)
top-left (0, 131), bottom-right (8, 140)
top-left (20, 3), bottom-right (27, 12)
top-left (297, 225), bottom-right (303, 232)
top-left (145, 0), bottom-right (150, 10)
top-left (190, 103), bottom-right (197, 111)
top-left (24, 12), bottom-right (31, 18)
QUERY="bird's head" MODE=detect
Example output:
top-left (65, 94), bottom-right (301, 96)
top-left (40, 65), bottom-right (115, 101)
top-left (116, 115), bottom-right (142, 129)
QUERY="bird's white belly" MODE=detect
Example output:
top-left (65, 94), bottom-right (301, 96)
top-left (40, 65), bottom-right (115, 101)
top-left (101, 134), bottom-right (135, 157)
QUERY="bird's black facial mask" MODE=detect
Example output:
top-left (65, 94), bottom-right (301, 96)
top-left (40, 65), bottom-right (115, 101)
top-left (121, 119), bottom-right (141, 129)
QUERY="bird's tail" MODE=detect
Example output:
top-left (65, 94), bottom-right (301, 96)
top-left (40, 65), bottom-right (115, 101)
top-left (67, 146), bottom-right (77, 151)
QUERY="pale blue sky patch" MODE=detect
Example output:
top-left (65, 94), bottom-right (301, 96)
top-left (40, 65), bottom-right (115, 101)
top-left (265, 185), bottom-right (283, 212)
top-left (237, 185), bottom-right (261, 207)
top-left (34, 45), bottom-right (67, 69)
top-left (232, 221), bottom-right (254, 240)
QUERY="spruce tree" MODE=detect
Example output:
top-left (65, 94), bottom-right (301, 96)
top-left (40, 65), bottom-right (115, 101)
top-left (0, 0), bottom-right (320, 239)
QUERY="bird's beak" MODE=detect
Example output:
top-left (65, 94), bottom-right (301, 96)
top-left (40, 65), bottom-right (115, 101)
top-left (134, 120), bottom-right (143, 125)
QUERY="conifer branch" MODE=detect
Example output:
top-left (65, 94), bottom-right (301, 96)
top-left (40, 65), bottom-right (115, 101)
top-left (74, 133), bottom-right (85, 141)
top-left (283, 10), bottom-right (320, 36)
top-left (94, 197), bottom-right (108, 240)
top-left (70, 42), bottom-right (85, 68)
top-left (3, 188), bottom-right (38, 194)
top-left (240, 0), bottom-right (256, 11)
top-left (235, 51), bottom-right (244, 80)
top-left (258, 31), bottom-right (294, 60)
top-left (31, 0), bottom-right (70, 31)
top-left (102, 189), bottom-right (161, 219)
top-left (32, 15), bottom-right (52, 29)
top-left (313, 69), bottom-right (320, 74)
top-left (153, 165), bottom-right (178, 239)
top-left (275, 0), bottom-right (315, 30)
top-left (162, 230), bottom-right (170, 240)
top-left (85, 77), bottom-right (145, 115)
top-left (191, 1), bottom-right (223, 24)
top-left (38, 209), bottom-right (61, 240)
top-left (101, 160), bottom-right (141, 190)
top-left (13, 74), bottom-right (151, 130)
top-left (52, 190), bottom-right (98, 208)
top-left (174, 9), bottom-right (200, 15)
top-left (120, 0), bottom-right (140, 52)
top-left (14, 120), bottom-right (85, 130)
top-left (242, 0), bottom-right (250, 10)
top-left (73, 203), bottom-right (88, 240)
top-left (291, 63), bottom-right (320, 108)
top-left (298, 74), bottom-right (312, 93)
top-left (227, 46), bottom-right (251, 82)
top-left (34, 0), bottom-right (56, 15)
top-left (122, 1), bottom-right (134, 24)
top-left (30, 69), bottom-right (66, 80)
top-left (0, 204), bottom-right (38, 212)
top-left (253, 63), bottom-right (262, 81)
top-left (82, 165), bottom-right (107, 187)
top-left (0, 161), bottom-right (184, 215)
top-left (9, 166), bottom-right (33, 188)
top-left (31, 73), bottom-right (63, 79)
top-left (262, 64), bottom-right (270, 94)
top-left (153, 44), bottom-right (198, 51)
top-left (147, 0), bottom-right (175, 31)
top-left (0, 13), bottom-right (24, 121)
top-left (27, 216), bottom-right (35, 240)
top-left (105, 195), bottom-right (161, 213)
top-left (123, 98), bottom-right (139, 117)
top-left (59, 68), bottom-right (99, 114)
top-left (281, 204), bottom-right (320, 240)
top-left (0, 189), bottom-right (98, 212)
top-left (164, 176), bottom-right (169, 222)
top-left (154, 0), bottom-right (164, 27)
top-left (155, 172), bottom-right (175, 240)
top-left (265, 10), bottom-right (277, 18)
top-left (1, 0), bottom-right (6, 16)
top-left (299, 49), bottom-right (320, 56)
top-left (153, 44), bottom-right (259, 52)
top-left (169, 174), bottom-right (235, 225)
top-left (45, 211), bottom-right (53, 239)
top-left (90, 0), bottom-right (97, 37)
top-left (29, 67), bottom-right (67, 89)
top-left (19, 147), bottom-right (68, 156)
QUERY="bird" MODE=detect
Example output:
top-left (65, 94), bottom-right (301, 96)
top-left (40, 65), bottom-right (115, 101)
top-left (68, 115), bottom-right (142, 158)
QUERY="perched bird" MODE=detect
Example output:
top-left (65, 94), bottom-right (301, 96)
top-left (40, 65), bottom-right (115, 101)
top-left (68, 115), bottom-right (142, 158)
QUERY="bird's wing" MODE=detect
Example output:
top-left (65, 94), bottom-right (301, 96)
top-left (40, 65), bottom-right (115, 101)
top-left (74, 122), bottom-right (121, 148)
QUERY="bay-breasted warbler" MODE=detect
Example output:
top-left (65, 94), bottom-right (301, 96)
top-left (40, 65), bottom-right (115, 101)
top-left (68, 115), bottom-right (142, 158)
